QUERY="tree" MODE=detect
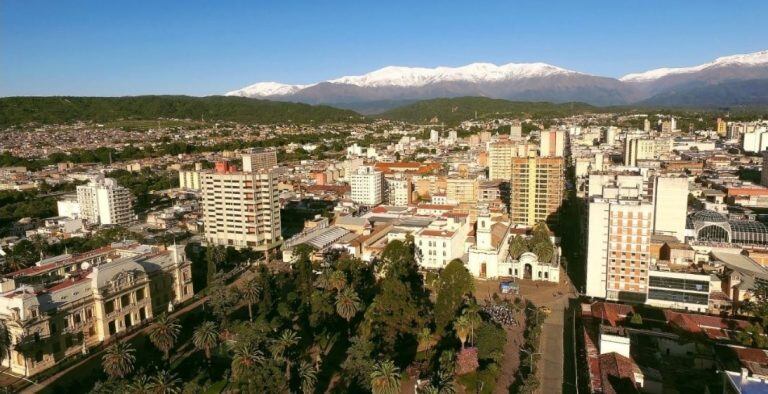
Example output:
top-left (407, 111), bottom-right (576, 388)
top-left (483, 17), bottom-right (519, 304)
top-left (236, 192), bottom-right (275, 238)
top-left (434, 259), bottom-right (474, 334)
top-left (630, 313), bottom-right (643, 326)
top-left (192, 321), bottom-right (219, 362)
top-left (475, 321), bottom-right (506, 363)
top-left (271, 329), bottom-right (300, 383)
top-left (328, 270), bottom-right (347, 292)
top-left (102, 341), bottom-right (136, 379)
top-left (148, 314), bottom-right (181, 360)
top-left (240, 277), bottom-right (262, 322)
top-left (0, 322), bottom-right (10, 364)
top-left (205, 245), bottom-right (226, 286)
top-left (207, 279), bottom-right (239, 322)
top-left (299, 361), bottom-right (318, 394)
top-left (335, 287), bottom-right (361, 323)
top-left (148, 370), bottom-right (181, 394)
top-left (509, 235), bottom-right (528, 260)
top-left (531, 240), bottom-right (554, 265)
top-left (231, 341), bottom-right (265, 379)
top-left (366, 277), bottom-right (425, 352)
top-left (342, 336), bottom-right (376, 389)
top-left (737, 324), bottom-right (768, 348)
top-left (126, 374), bottom-right (152, 394)
top-left (454, 316), bottom-right (470, 349)
top-left (370, 360), bottom-right (401, 394)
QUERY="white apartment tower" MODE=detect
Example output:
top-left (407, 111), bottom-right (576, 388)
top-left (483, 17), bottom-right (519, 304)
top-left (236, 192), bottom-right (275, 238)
top-left (585, 198), bottom-right (653, 302)
top-left (539, 129), bottom-right (565, 157)
top-left (201, 159), bottom-right (281, 251)
top-left (385, 175), bottom-right (411, 206)
top-left (651, 176), bottom-right (689, 241)
top-left (76, 176), bottom-right (135, 226)
top-left (350, 166), bottom-right (384, 206)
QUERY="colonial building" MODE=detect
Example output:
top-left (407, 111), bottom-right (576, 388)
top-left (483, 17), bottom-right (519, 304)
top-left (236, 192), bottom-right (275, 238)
top-left (0, 242), bottom-right (193, 377)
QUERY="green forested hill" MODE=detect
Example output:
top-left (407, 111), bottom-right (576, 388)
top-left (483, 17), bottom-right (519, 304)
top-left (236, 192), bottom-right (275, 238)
top-left (0, 95), bottom-right (363, 126)
top-left (379, 96), bottom-right (598, 125)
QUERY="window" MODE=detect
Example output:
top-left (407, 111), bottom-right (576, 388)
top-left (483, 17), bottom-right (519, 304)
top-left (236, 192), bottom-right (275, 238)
top-left (136, 288), bottom-right (145, 302)
top-left (121, 294), bottom-right (131, 308)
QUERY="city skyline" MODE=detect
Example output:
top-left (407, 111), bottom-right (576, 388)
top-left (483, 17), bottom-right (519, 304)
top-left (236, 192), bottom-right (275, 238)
top-left (2, 0), bottom-right (768, 96)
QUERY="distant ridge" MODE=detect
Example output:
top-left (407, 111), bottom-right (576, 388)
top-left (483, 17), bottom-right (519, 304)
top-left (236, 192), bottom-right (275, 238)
top-left (227, 50), bottom-right (768, 110)
top-left (0, 96), bottom-right (362, 127)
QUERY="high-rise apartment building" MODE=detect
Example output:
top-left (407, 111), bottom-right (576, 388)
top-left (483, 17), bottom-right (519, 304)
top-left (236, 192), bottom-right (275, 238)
top-left (651, 176), bottom-right (689, 241)
top-left (509, 156), bottom-right (564, 226)
top-left (446, 177), bottom-right (478, 205)
top-left (350, 166), bottom-right (384, 205)
top-left (487, 140), bottom-right (533, 180)
top-left (201, 158), bottom-right (282, 251)
top-left (384, 175), bottom-right (411, 206)
top-left (717, 118), bottom-right (728, 137)
top-left (585, 198), bottom-right (653, 302)
top-left (623, 137), bottom-right (671, 166)
top-left (242, 148), bottom-right (278, 172)
top-left (539, 129), bottom-right (565, 157)
top-left (76, 176), bottom-right (135, 226)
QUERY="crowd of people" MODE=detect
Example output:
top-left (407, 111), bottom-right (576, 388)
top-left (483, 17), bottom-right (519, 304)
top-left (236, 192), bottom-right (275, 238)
top-left (482, 302), bottom-right (518, 327)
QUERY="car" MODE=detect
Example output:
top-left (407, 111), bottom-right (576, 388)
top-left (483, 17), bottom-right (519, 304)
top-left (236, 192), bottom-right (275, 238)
top-left (538, 306), bottom-right (552, 314)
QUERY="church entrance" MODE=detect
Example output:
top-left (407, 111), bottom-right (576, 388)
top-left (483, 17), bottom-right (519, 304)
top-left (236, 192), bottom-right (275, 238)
top-left (524, 263), bottom-right (533, 280)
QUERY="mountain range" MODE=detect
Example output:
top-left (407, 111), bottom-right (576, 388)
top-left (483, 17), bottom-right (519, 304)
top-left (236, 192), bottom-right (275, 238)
top-left (226, 50), bottom-right (768, 113)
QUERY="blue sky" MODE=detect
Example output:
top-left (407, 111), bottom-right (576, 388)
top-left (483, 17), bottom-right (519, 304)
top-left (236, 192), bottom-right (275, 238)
top-left (2, 0), bottom-right (767, 96)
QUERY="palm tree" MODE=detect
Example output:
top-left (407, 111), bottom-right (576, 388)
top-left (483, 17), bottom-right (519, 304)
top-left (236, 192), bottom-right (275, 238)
top-left (271, 329), bottom-right (300, 383)
top-left (148, 314), bottom-right (181, 360)
top-left (102, 341), bottom-right (136, 379)
top-left (417, 327), bottom-right (435, 355)
top-left (335, 287), bottom-right (361, 323)
top-left (328, 270), bottom-right (347, 292)
top-left (370, 360), bottom-right (401, 394)
top-left (192, 321), bottom-right (219, 362)
top-left (314, 269), bottom-right (331, 289)
top-left (299, 360), bottom-right (318, 394)
top-left (240, 277), bottom-right (262, 322)
top-left (231, 341), bottom-right (265, 379)
top-left (454, 316), bottom-right (470, 349)
top-left (462, 301), bottom-right (481, 346)
top-left (126, 374), bottom-right (152, 394)
top-left (148, 369), bottom-right (181, 394)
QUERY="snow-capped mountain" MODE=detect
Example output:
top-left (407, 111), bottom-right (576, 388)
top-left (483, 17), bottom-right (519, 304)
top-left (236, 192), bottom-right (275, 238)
top-left (226, 82), bottom-right (312, 97)
top-left (620, 50), bottom-right (768, 82)
top-left (326, 62), bottom-right (581, 87)
top-left (226, 50), bottom-right (768, 111)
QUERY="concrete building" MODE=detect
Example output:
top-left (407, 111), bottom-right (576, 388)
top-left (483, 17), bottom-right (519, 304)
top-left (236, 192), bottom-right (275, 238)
top-left (350, 166), bottom-right (384, 206)
top-left (242, 148), bottom-right (277, 172)
top-left (76, 176), bottom-right (135, 226)
top-left (0, 243), bottom-right (193, 377)
top-left (487, 140), bottom-right (532, 180)
top-left (645, 268), bottom-right (710, 313)
top-left (201, 159), bottom-right (282, 251)
top-left (762, 152), bottom-right (768, 187)
top-left (414, 215), bottom-right (470, 270)
top-left (652, 176), bottom-right (689, 241)
top-left (179, 170), bottom-right (201, 190)
top-left (585, 198), bottom-right (653, 302)
top-left (446, 177), bottom-right (478, 205)
top-left (56, 197), bottom-right (81, 220)
top-left (509, 156), bottom-right (564, 226)
top-left (384, 175), bottom-right (411, 207)
top-left (539, 129), bottom-right (565, 157)
top-left (623, 136), bottom-right (672, 166)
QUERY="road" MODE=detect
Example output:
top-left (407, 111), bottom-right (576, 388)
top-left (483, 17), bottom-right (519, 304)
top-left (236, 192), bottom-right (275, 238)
top-left (538, 296), bottom-right (568, 394)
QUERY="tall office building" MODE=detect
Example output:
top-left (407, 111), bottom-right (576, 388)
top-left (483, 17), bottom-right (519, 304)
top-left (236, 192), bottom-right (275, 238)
top-left (539, 129), bottom-right (565, 157)
top-left (585, 198), bottom-right (653, 301)
top-left (510, 121), bottom-right (523, 139)
top-left (76, 176), bottom-right (135, 226)
top-left (509, 156), bottom-right (564, 226)
top-left (201, 158), bottom-right (281, 251)
top-left (350, 166), bottom-right (384, 205)
top-left (643, 118), bottom-right (651, 132)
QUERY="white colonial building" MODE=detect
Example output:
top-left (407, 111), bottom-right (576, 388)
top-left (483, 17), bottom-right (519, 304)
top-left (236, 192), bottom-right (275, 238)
top-left (467, 212), bottom-right (514, 278)
top-left (509, 251), bottom-right (560, 283)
